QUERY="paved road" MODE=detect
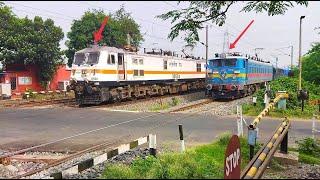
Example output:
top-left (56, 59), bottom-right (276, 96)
top-left (0, 105), bottom-right (314, 152)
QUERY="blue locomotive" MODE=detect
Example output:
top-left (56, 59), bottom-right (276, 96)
top-left (206, 52), bottom-right (287, 99)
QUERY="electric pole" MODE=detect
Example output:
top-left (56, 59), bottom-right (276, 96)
top-left (290, 45), bottom-right (293, 70)
top-left (205, 25), bottom-right (208, 79)
top-left (298, 16), bottom-right (305, 91)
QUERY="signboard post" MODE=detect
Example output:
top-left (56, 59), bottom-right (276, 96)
top-left (224, 135), bottom-right (241, 179)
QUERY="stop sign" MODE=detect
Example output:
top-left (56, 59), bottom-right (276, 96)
top-left (224, 135), bottom-right (241, 179)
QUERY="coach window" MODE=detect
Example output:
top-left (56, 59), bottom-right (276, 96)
top-left (196, 63), bottom-right (201, 72)
top-left (108, 54), bottom-right (115, 64)
top-left (164, 60), bottom-right (168, 70)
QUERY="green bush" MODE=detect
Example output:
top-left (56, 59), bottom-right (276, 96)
top-left (101, 134), bottom-right (252, 179)
top-left (296, 137), bottom-right (320, 156)
top-left (296, 137), bottom-right (320, 165)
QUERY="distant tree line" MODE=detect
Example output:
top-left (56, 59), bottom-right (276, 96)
top-left (0, 1), bottom-right (315, 87)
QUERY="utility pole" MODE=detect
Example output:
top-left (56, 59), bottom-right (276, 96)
top-left (276, 57), bottom-right (278, 69)
top-left (205, 25), bottom-right (208, 79)
top-left (222, 30), bottom-right (226, 53)
top-left (290, 45), bottom-right (293, 70)
top-left (298, 16), bottom-right (305, 91)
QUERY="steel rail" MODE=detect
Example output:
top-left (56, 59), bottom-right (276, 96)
top-left (0, 113), bottom-right (161, 161)
top-left (13, 101), bottom-right (223, 179)
top-left (12, 136), bottom-right (127, 179)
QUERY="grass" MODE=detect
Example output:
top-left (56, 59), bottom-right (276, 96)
top-left (242, 103), bottom-right (317, 119)
top-left (148, 97), bottom-right (181, 112)
top-left (22, 88), bottom-right (75, 101)
top-left (101, 134), bottom-right (261, 179)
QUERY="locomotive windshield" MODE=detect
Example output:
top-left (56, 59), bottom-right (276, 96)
top-left (211, 59), bottom-right (222, 67)
top-left (74, 53), bottom-right (85, 65)
top-left (210, 58), bottom-right (237, 67)
top-left (224, 58), bottom-right (237, 67)
top-left (73, 52), bottom-right (100, 65)
top-left (86, 52), bottom-right (100, 65)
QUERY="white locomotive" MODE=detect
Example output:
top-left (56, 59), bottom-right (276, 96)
top-left (69, 45), bottom-right (206, 105)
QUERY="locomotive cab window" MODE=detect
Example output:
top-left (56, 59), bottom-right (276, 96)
top-left (108, 54), bottom-right (115, 64)
top-left (87, 52), bottom-right (100, 65)
top-left (74, 53), bottom-right (85, 65)
top-left (196, 63), bottom-right (201, 72)
top-left (211, 59), bottom-right (222, 67)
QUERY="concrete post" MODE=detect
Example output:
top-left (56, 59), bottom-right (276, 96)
top-left (149, 134), bottom-right (157, 156)
top-left (252, 96), bottom-right (257, 106)
top-left (179, 124), bottom-right (185, 152)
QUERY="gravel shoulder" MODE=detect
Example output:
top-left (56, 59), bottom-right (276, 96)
top-left (263, 162), bottom-right (320, 179)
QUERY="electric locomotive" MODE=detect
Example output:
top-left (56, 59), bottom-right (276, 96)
top-left (69, 45), bottom-right (206, 105)
top-left (206, 52), bottom-right (273, 99)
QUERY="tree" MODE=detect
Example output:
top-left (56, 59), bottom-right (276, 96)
top-left (157, 1), bottom-right (308, 46)
top-left (302, 43), bottom-right (320, 84)
top-left (65, 5), bottom-right (144, 66)
top-left (0, 3), bottom-right (64, 87)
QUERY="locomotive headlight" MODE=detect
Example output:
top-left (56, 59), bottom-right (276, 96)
top-left (206, 84), bottom-right (213, 90)
top-left (234, 70), bottom-right (240, 74)
top-left (232, 74), bottom-right (236, 79)
top-left (213, 71), bottom-right (219, 74)
top-left (94, 82), bottom-right (100, 86)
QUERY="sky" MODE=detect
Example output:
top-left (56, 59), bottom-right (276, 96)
top-left (2, 1), bottom-right (320, 69)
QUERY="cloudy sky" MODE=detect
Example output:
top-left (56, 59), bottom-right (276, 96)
top-left (3, 1), bottom-right (320, 68)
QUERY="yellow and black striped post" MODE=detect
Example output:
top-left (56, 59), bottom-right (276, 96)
top-left (242, 118), bottom-right (290, 179)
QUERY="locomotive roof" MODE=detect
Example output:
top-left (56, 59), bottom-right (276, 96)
top-left (76, 46), bottom-right (126, 54)
top-left (210, 55), bottom-right (271, 65)
top-left (76, 45), bottom-right (206, 62)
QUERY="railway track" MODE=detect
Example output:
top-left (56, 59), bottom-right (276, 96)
top-left (74, 90), bottom-right (205, 109)
top-left (1, 98), bottom-right (76, 108)
top-left (0, 92), bottom-right (249, 178)
top-left (169, 99), bottom-right (213, 112)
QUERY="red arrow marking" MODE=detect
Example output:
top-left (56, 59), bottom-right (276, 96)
top-left (93, 16), bottom-right (109, 44)
top-left (229, 20), bottom-right (254, 49)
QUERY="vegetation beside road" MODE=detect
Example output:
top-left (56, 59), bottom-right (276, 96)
top-left (101, 134), bottom-right (259, 179)
top-left (242, 76), bottom-right (320, 119)
top-left (296, 137), bottom-right (320, 165)
top-left (149, 97), bottom-right (180, 112)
